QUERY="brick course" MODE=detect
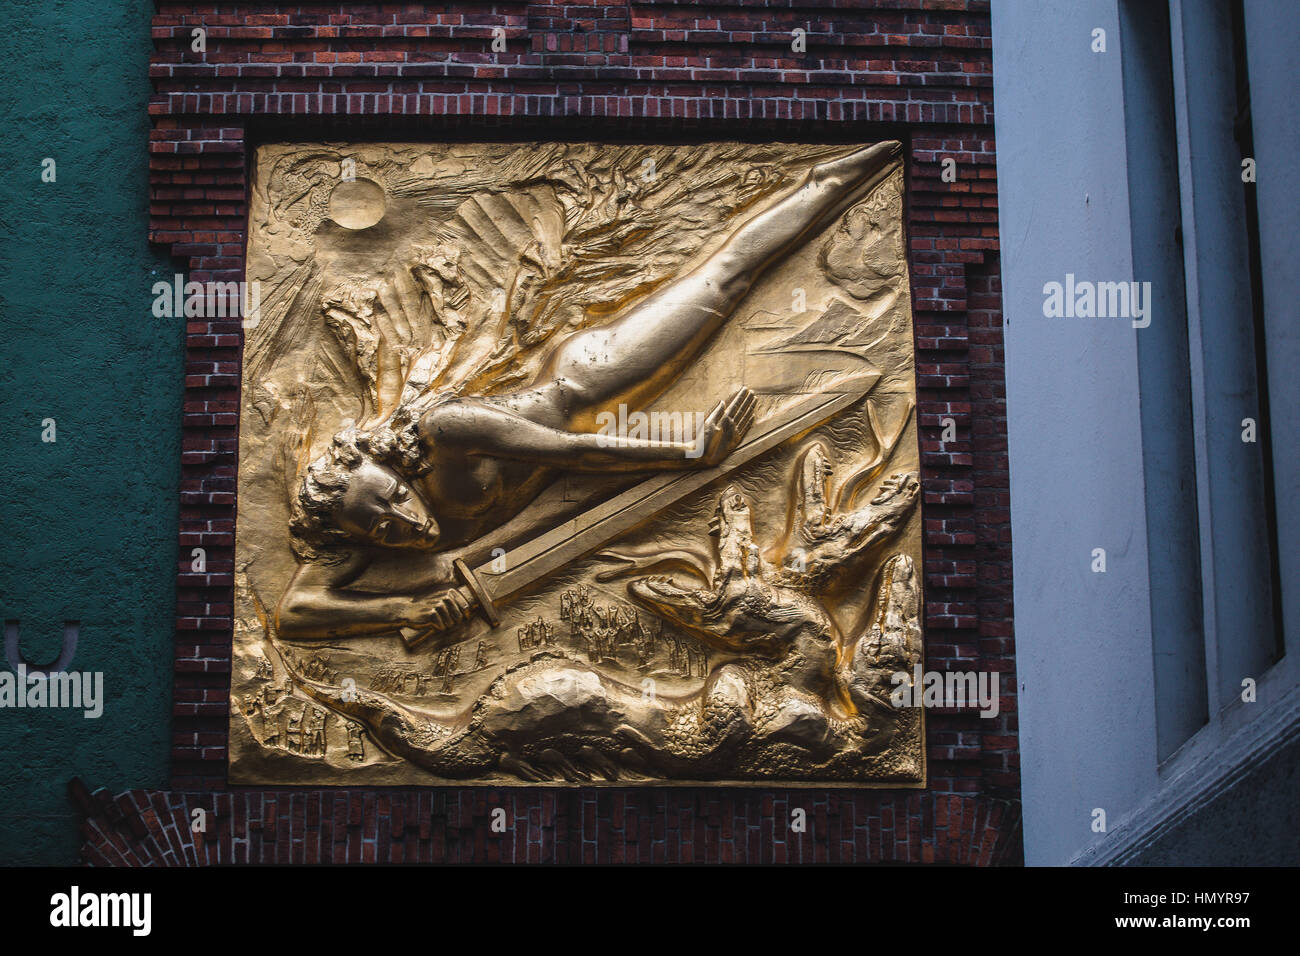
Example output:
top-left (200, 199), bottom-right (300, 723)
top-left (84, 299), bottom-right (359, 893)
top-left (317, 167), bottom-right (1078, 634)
top-left (80, 0), bottom-right (1017, 864)
top-left (73, 780), bottom-right (1020, 865)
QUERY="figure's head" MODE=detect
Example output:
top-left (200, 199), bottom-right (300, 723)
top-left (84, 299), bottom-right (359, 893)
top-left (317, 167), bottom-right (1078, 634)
top-left (290, 427), bottom-right (440, 558)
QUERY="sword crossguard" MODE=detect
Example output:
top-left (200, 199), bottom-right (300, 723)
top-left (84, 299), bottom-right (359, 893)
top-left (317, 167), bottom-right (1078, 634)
top-left (399, 560), bottom-right (502, 651)
top-left (454, 558), bottom-right (501, 628)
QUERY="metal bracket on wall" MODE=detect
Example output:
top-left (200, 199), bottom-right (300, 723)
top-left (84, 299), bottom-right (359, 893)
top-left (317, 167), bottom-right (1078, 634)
top-left (4, 620), bottom-right (78, 676)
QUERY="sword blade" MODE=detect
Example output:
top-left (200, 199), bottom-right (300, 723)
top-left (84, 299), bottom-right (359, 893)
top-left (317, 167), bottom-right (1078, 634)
top-left (475, 377), bottom-right (878, 604)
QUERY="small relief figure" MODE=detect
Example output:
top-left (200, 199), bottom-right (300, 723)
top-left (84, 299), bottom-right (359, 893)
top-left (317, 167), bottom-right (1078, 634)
top-left (591, 608), bottom-right (613, 663)
top-left (301, 654), bottom-right (337, 683)
top-left (440, 646), bottom-right (460, 693)
top-left (473, 640), bottom-right (488, 671)
top-left (285, 703), bottom-right (305, 754)
top-left (260, 682), bottom-right (279, 710)
top-left (304, 706), bottom-right (328, 757)
top-left (262, 706), bottom-right (282, 750)
top-left (635, 622), bottom-right (652, 667)
top-left (346, 722), bottom-right (366, 762)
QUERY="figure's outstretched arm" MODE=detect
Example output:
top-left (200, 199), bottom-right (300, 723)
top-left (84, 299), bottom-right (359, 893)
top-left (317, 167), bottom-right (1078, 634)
top-left (276, 556), bottom-right (467, 641)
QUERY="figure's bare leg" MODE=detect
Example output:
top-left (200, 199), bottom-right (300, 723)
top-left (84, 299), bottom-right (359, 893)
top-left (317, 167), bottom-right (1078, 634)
top-left (527, 141), bottom-right (901, 420)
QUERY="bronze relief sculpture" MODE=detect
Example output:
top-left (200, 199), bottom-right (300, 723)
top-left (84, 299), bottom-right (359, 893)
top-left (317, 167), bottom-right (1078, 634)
top-left (231, 140), bottom-right (923, 786)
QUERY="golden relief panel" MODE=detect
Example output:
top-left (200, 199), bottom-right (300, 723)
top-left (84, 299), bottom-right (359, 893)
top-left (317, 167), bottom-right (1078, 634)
top-left (230, 140), bottom-right (924, 786)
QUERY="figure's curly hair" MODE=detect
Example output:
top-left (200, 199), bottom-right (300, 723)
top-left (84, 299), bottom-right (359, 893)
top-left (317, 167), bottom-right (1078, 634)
top-left (364, 405), bottom-right (423, 473)
top-left (288, 416), bottom-right (425, 562)
top-left (288, 427), bottom-right (366, 563)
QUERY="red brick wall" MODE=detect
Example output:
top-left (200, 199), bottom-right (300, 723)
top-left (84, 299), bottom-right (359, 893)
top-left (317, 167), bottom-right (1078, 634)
top-left (74, 785), bottom-right (1015, 865)
top-left (85, 0), bottom-right (1017, 864)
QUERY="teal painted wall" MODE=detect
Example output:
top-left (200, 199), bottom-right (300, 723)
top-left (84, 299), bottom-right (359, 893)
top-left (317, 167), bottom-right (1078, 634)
top-left (0, 1), bottom-right (180, 864)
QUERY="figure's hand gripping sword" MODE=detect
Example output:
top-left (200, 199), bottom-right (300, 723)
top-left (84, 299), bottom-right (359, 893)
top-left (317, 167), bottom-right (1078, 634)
top-left (402, 374), bottom-right (879, 649)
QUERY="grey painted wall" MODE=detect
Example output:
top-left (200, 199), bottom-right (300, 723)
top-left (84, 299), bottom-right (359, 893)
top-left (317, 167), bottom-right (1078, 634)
top-left (993, 0), bottom-right (1298, 866)
top-left (1243, 0), bottom-right (1300, 665)
top-left (992, 0), bottom-right (1159, 867)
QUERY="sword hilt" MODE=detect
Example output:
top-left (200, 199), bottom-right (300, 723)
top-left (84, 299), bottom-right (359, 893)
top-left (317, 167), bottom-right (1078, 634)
top-left (453, 558), bottom-right (501, 627)
top-left (399, 559), bottom-right (501, 651)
